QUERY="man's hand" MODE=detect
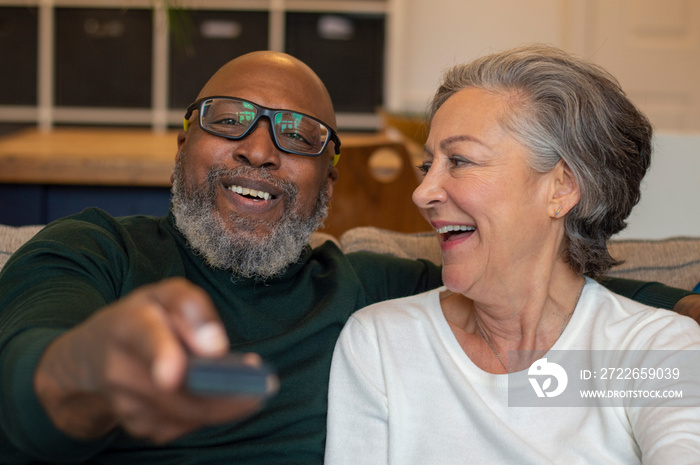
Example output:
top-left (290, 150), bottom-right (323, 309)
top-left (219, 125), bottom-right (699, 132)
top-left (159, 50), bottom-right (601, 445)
top-left (34, 278), bottom-right (268, 444)
top-left (674, 293), bottom-right (700, 325)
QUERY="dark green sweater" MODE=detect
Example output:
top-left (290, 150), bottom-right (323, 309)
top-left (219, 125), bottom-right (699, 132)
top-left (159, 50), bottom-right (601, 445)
top-left (0, 208), bottom-right (442, 464)
top-left (0, 208), bottom-right (692, 464)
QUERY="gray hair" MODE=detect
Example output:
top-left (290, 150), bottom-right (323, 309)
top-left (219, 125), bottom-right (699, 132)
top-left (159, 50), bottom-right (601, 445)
top-left (429, 44), bottom-right (652, 277)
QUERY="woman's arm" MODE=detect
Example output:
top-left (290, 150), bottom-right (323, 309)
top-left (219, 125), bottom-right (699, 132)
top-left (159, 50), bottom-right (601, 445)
top-left (625, 316), bottom-right (700, 464)
top-left (325, 316), bottom-right (388, 465)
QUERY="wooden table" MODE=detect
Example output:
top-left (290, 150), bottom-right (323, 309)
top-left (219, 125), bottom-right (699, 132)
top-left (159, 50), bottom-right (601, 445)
top-left (0, 127), bottom-right (179, 186)
top-left (0, 127), bottom-right (408, 229)
top-left (0, 127), bottom-right (395, 186)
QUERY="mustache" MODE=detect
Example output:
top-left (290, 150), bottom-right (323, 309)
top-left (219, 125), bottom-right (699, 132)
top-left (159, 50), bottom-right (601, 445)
top-left (204, 165), bottom-right (298, 207)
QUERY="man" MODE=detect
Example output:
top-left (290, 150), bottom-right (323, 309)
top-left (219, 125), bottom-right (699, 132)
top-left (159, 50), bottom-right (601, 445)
top-left (0, 52), bottom-right (697, 464)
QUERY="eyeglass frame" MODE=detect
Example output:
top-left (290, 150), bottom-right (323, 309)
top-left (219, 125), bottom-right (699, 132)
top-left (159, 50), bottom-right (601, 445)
top-left (183, 96), bottom-right (342, 166)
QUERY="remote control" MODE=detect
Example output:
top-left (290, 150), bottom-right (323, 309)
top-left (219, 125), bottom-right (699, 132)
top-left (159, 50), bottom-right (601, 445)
top-left (186, 354), bottom-right (277, 396)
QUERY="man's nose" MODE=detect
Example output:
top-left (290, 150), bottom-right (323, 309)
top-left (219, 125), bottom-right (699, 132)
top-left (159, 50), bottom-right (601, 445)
top-left (232, 119), bottom-right (281, 169)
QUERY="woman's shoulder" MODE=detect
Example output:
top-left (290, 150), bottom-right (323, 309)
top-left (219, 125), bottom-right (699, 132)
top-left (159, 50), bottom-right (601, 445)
top-left (586, 279), bottom-right (700, 350)
top-left (350, 286), bottom-right (445, 327)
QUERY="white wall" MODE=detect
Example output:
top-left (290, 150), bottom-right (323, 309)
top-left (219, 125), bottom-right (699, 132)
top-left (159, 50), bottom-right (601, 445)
top-left (388, 0), bottom-right (568, 113)
top-left (389, 0), bottom-right (700, 239)
top-left (389, 0), bottom-right (700, 132)
top-left (616, 133), bottom-right (700, 239)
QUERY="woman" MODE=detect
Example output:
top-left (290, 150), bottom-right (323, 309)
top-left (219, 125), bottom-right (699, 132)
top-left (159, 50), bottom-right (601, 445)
top-left (325, 45), bottom-right (700, 464)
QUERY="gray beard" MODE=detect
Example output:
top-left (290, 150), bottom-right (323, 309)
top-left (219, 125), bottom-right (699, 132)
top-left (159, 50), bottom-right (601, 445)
top-left (171, 158), bottom-right (330, 280)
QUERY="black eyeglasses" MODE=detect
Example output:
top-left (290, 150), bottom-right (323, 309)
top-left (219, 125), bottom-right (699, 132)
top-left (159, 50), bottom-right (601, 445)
top-left (184, 96), bottom-right (341, 165)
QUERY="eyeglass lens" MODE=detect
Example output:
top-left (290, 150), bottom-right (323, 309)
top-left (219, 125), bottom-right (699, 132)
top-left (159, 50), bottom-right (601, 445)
top-left (200, 98), bottom-right (330, 155)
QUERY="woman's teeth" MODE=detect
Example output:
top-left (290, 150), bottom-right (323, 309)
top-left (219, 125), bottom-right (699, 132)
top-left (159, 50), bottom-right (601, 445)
top-left (228, 185), bottom-right (271, 200)
top-left (436, 225), bottom-right (476, 234)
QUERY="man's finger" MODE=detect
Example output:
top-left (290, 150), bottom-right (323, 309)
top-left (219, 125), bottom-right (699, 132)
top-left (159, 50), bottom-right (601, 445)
top-left (145, 278), bottom-right (229, 357)
top-left (110, 298), bottom-right (189, 392)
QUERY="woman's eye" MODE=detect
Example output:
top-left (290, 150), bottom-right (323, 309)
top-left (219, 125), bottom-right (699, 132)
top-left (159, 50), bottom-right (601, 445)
top-left (416, 163), bottom-right (431, 175)
top-left (416, 156), bottom-right (471, 175)
top-left (450, 155), bottom-right (472, 167)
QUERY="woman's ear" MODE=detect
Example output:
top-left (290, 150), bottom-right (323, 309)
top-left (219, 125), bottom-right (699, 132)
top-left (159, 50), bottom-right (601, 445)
top-left (550, 160), bottom-right (580, 218)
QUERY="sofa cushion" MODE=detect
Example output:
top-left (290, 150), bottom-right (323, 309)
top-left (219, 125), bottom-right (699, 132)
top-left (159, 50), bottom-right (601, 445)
top-left (340, 227), bottom-right (700, 291)
top-left (0, 225), bottom-right (337, 273)
top-left (2, 224), bottom-right (699, 291)
top-left (309, 231), bottom-right (340, 249)
top-left (0, 224), bottom-right (45, 272)
top-left (606, 237), bottom-right (700, 291)
top-left (340, 227), bottom-right (441, 264)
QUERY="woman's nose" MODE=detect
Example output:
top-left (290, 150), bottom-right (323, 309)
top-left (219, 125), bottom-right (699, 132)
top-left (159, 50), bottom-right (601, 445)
top-left (412, 168), bottom-right (447, 210)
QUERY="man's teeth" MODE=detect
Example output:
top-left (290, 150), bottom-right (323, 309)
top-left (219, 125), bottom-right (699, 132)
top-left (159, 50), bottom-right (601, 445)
top-left (228, 185), bottom-right (271, 200)
top-left (436, 225), bottom-right (476, 234)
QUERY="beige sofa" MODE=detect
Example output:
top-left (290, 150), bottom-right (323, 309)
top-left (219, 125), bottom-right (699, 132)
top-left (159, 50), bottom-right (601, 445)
top-left (2, 224), bottom-right (699, 291)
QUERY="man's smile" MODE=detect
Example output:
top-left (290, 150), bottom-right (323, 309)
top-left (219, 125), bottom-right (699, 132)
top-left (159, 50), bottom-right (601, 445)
top-left (217, 174), bottom-right (293, 217)
top-left (227, 184), bottom-right (273, 201)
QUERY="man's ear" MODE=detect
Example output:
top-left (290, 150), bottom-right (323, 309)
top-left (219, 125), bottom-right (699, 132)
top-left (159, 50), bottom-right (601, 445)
top-left (176, 130), bottom-right (187, 163)
top-left (171, 131), bottom-right (188, 184)
top-left (549, 159), bottom-right (580, 218)
top-left (326, 164), bottom-right (339, 199)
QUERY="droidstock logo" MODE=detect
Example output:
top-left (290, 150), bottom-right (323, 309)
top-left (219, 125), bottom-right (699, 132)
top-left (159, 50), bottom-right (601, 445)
top-left (528, 358), bottom-right (568, 398)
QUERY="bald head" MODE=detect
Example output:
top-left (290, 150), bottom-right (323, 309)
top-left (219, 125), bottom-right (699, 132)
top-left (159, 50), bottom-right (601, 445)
top-left (173, 51), bottom-right (338, 278)
top-left (198, 51), bottom-right (337, 130)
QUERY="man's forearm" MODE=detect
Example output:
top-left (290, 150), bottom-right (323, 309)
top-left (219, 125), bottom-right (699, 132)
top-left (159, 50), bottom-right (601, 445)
top-left (599, 277), bottom-right (700, 323)
top-left (34, 330), bottom-right (119, 441)
top-left (0, 328), bottom-right (115, 462)
top-left (671, 294), bottom-right (700, 323)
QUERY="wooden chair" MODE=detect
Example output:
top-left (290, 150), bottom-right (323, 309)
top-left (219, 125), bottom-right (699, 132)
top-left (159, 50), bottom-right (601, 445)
top-left (320, 135), bottom-right (430, 237)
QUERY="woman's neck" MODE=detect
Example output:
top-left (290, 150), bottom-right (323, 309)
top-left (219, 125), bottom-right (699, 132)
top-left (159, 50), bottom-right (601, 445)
top-left (441, 267), bottom-right (585, 373)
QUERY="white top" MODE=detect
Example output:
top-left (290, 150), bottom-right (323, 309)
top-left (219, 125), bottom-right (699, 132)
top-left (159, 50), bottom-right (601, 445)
top-left (325, 278), bottom-right (700, 464)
